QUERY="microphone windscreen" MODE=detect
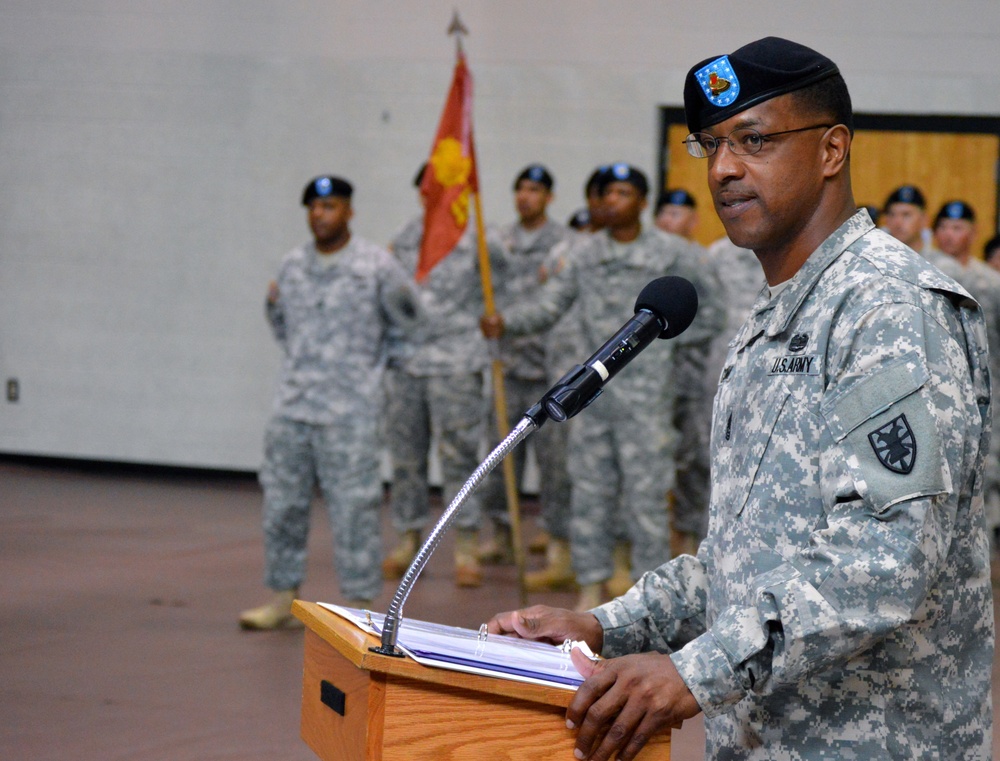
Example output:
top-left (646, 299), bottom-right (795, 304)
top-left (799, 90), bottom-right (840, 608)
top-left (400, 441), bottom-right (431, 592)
top-left (634, 275), bottom-right (699, 339)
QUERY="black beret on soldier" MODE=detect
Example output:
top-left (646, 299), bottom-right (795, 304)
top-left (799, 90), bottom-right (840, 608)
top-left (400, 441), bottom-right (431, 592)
top-left (657, 189), bottom-right (697, 211)
top-left (884, 185), bottom-right (927, 211)
top-left (596, 163), bottom-right (649, 198)
top-left (514, 164), bottom-right (554, 191)
top-left (683, 37), bottom-right (841, 134)
top-left (302, 175), bottom-right (353, 205)
top-left (934, 200), bottom-right (976, 226)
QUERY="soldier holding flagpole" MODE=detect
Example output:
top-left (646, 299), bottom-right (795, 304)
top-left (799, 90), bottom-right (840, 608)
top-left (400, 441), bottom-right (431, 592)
top-left (382, 16), bottom-right (524, 592)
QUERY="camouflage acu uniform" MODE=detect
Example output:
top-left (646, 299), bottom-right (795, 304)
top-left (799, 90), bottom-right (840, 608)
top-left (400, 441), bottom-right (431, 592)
top-left (674, 238), bottom-right (765, 539)
top-left (479, 218), bottom-right (575, 532)
top-left (668, 235), bottom-right (729, 540)
top-left (923, 249), bottom-right (1000, 537)
top-left (595, 211), bottom-right (994, 760)
top-left (385, 215), bottom-right (507, 532)
top-left (503, 228), bottom-right (722, 585)
top-left (535, 232), bottom-right (592, 541)
top-left (261, 237), bottom-right (420, 600)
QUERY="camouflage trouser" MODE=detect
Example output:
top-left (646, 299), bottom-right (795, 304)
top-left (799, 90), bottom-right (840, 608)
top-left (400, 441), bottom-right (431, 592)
top-left (986, 402), bottom-right (1000, 541)
top-left (986, 464), bottom-right (1000, 548)
top-left (671, 340), bottom-right (716, 539)
top-left (568, 396), bottom-right (675, 586)
top-left (480, 375), bottom-right (572, 540)
top-left (671, 392), bottom-right (711, 538)
top-left (384, 369), bottom-right (485, 531)
top-left (259, 415), bottom-right (382, 600)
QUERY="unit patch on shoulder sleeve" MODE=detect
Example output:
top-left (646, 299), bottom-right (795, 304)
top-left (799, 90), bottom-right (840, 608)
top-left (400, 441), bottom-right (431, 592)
top-left (867, 414), bottom-right (916, 474)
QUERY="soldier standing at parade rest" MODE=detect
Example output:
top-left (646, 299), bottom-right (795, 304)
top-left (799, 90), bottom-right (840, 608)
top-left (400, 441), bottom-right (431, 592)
top-left (984, 234), bottom-right (1000, 274)
top-left (652, 188), bottom-right (700, 240)
top-left (927, 200), bottom-right (1000, 565)
top-left (650, 187), bottom-right (729, 558)
top-left (240, 176), bottom-right (421, 629)
top-left (477, 164), bottom-right (575, 566)
top-left (527, 165), bottom-right (623, 593)
top-left (481, 163), bottom-right (720, 612)
top-left (381, 168), bottom-right (508, 588)
top-left (883, 184), bottom-right (933, 254)
top-left (488, 37), bottom-right (994, 761)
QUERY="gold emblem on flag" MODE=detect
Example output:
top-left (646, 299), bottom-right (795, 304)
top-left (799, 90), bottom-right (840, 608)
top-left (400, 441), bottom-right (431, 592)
top-left (430, 137), bottom-right (471, 187)
top-left (430, 137), bottom-right (472, 226)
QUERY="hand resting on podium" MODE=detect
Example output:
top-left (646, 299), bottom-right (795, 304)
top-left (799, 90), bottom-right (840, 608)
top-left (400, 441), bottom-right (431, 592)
top-left (488, 604), bottom-right (699, 761)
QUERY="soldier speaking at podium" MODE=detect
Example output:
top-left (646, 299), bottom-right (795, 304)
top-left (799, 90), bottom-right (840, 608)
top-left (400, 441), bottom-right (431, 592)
top-left (488, 37), bottom-right (994, 761)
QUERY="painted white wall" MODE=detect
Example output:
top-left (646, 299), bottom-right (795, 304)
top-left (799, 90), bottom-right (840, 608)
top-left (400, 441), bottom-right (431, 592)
top-left (1, 0), bottom-right (998, 469)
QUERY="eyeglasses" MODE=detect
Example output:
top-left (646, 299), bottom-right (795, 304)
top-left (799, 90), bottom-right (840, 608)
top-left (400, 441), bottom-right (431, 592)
top-left (682, 124), bottom-right (833, 158)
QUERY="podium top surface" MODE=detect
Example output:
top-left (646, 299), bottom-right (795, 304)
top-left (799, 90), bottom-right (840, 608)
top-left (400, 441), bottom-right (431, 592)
top-left (293, 601), bottom-right (577, 709)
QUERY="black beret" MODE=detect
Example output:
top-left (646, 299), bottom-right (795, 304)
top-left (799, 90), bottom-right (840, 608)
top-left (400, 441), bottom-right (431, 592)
top-left (568, 208), bottom-right (591, 230)
top-left (302, 175), bottom-right (353, 205)
top-left (934, 200), bottom-right (976, 226)
top-left (585, 165), bottom-right (611, 196)
top-left (597, 163), bottom-right (649, 197)
top-left (984, 235), bottom-right (1000, 260)
top-left (684, 37), bottom-right (841, 133)
top-left (884, 185), bottom-right (926, 211)
top-left (514, 164), bottom-right (554, 190)
top-left (657, 189), bottom-right (697, 210)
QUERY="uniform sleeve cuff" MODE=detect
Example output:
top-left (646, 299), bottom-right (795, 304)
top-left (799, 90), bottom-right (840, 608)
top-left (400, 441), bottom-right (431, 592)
top-left (592, 601), bottom-right (628, 655)
top-left (669, 630), bottom-right (747, 718)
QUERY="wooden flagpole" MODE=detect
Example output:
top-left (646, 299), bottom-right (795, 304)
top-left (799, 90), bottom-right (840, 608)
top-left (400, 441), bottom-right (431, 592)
top-left (450, 13), bottom-right (527, 604)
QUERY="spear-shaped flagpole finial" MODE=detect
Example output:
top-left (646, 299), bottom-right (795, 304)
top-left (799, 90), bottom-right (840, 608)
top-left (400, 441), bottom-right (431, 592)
top-left (448, 10), bottom-right (468, 53)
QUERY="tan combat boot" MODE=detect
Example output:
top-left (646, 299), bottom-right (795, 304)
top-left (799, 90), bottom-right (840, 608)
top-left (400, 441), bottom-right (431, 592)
top-left (455, 528), bottom-right (483, 587)
top-left (527, 529), bottom-right (551, 554)
top-left (382, 529), bottom-right (421, 580)
top-left (574, 582), bottom-right (606, 612)
top-left (478, 522), bottom-right (515, 565)
top-left (605, 541), bottom-right (633, 598)
top-left (524, 538), bottom-right (576, 592)
top-left (239, 588), bottom-right (303, 630)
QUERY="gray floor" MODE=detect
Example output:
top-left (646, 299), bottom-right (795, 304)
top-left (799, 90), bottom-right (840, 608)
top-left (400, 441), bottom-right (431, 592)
top-left (2, 455), bottom-right (995, 760)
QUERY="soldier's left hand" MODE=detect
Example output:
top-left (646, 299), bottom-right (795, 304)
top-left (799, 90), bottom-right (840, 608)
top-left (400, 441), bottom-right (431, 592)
top-left (479, 313), bottom-right (505, 339)
top-left (567, 649), bottom-right (701, 761)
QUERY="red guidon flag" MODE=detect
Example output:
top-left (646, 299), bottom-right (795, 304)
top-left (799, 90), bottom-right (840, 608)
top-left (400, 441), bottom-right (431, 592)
top-left (416, 51), bottom-right (479, 282)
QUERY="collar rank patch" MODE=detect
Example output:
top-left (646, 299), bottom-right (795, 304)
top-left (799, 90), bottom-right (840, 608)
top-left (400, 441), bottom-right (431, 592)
top-left (868, 414), bottom-right (916, 474)
top-left (695, 56), bottom-right (741, 107)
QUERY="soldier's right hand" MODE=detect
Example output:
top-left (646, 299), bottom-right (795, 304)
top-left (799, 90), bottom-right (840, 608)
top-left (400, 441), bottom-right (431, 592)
top-left (266, 280), bottom-right (279, 305)
top-left (487, 605), bottom-right (604, 654)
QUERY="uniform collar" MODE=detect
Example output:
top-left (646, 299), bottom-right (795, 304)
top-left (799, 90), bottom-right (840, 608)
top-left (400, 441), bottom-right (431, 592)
top-left (309, 238), bottom-right (354, 272)
top-left (759, 209), bottom-right (874, 338)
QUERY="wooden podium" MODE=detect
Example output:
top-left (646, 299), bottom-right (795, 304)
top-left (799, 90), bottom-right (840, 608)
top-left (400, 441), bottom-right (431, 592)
top-left (293, 601), bottom-right (671, 760)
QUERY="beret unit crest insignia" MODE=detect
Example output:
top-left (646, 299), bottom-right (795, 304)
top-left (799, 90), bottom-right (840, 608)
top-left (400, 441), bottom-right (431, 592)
top-left (695, 56), bottom-right (741, 107)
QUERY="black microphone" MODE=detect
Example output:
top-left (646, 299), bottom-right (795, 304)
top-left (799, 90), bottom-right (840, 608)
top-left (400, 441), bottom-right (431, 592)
top-left (538, 275), bottom-right (699, 422)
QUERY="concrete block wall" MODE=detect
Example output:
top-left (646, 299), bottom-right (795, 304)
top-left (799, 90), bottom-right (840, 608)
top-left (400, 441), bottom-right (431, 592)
top-left (0, 0), bottom-right (997, 469)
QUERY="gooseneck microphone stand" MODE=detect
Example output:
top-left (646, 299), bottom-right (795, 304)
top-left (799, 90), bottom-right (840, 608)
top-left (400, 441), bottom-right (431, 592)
top-left (371, 406), bottom-right (546, 657)
top-left (369, 275), bottom-right (694, 656)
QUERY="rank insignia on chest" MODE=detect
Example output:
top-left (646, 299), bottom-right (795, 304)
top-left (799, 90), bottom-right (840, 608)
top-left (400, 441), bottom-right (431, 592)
top-left (868, 414), bottom-right (916, 474)
top-left (768, 354), bottom-right (819, 375)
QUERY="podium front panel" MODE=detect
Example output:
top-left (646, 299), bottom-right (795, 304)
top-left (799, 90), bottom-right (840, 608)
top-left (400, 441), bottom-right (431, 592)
top-left (296, 602), bottom-right (670, 760)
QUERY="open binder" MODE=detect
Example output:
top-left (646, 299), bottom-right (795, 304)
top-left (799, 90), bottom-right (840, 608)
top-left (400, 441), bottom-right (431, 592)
top-left (320, 603), bottom-right (592, 690)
